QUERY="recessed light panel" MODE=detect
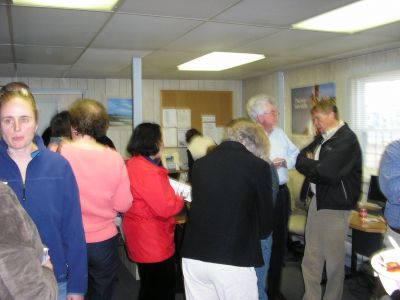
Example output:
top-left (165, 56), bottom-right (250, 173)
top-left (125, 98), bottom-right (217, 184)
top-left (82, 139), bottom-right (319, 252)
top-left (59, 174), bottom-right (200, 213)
top-left (178, 52), bottom-right (265, 71)
top-left (13, 0), bottom-right (119, 11)
top-left (293, 0), bottom-right (400, 33)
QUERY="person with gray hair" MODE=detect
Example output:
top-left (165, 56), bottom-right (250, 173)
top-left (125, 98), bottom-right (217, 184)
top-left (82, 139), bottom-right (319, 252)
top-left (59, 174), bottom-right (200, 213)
top-left (181, 118), bottom-right (274, 300)
top-left (247, 94), bottom-right (299, 300)
top-left (226, 118), bottom-right (279, 300)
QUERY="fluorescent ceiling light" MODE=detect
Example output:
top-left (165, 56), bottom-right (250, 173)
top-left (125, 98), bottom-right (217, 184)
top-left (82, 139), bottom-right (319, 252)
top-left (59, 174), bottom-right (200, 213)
top-left (178, 52), bottom-right (265, 71)
top-left (292, 0), bottom-right (400, 33)
top-left (12, 0), bottom-right (119, 11)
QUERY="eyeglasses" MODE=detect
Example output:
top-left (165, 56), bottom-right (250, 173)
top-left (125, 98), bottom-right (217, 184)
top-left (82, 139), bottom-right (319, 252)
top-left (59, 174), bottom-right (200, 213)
top-left (0, 116), bottom-right (35, 129)
top-left (262, 111), bottom-right (280, 116)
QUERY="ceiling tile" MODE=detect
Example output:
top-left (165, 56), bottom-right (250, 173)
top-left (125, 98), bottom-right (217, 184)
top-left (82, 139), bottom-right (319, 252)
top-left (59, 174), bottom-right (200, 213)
top-left (213, 0), bottom-right (357, 27)
top-left (92, 14), bottom-right (201, 49)
top-left (12, 6), bottom-right (110, 46)
top-left (289, 34), bottom-right (399, 59)
top-left (164, 22), bottom-right (279, 52)
top-left (361, 22), bottom-right (400, 39)
top-left (14, 45), bottom-right (84, 64)
top-left (114, 66), bottom-right (131, 78)
top-left (0, 6), bottom-right (10, 43)
top-left (73, 48), bottom-right (150, 68)
top-left (234, 29), bottom-right (342, 56)
top-left (0, 0), bottom-right (399, 80)
top-left (117, 0), bottom-right (238, 19)
top-left (0, 64), bottom-right (15, 77)
top-left (0, 45), bottom-right (13, 62)
top-left (16, 63), bottom-right (70, 77)
top-left (67, 48), bottom-right (149, 78)
top-left (142, 51), bottom-right (203, 68)
top-left (66, 67), bottom-right (126, 79)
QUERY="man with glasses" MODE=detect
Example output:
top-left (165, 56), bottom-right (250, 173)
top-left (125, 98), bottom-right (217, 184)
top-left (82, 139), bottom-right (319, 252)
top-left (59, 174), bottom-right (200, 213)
top-left (296, 99), bottom-right (362, 300)
top-left (247, 94), bottom-right (299, 300)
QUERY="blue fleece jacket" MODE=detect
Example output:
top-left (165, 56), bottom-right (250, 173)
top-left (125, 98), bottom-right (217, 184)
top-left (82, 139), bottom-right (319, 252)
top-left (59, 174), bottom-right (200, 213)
top-left (0, 136), bottom-right (87, 295)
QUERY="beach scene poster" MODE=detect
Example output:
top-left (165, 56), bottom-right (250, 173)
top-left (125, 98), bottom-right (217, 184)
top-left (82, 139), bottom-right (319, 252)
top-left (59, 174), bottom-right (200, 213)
top-left (291, 83), bottom-right (336, 135)
top-left (107, 98), bottom-right (133, 126)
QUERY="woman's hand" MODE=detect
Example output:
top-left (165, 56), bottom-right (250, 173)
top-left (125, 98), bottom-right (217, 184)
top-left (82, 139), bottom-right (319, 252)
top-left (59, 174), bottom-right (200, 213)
top-left (67, 295), bottom-right (84, 300)
top-left (42, 256), bottom-right (53, 271)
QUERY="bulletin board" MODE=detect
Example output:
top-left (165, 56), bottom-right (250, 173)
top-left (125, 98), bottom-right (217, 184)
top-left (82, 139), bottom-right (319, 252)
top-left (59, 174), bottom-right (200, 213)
top-left (161, 90), bottom-right (233, 133)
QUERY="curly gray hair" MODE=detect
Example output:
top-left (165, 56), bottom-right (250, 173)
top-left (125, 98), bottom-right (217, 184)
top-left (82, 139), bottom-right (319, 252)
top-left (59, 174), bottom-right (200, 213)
top-left (224, 118), bottom-right (270, 160)
top-left (246, 94), bottom-right (276, 122)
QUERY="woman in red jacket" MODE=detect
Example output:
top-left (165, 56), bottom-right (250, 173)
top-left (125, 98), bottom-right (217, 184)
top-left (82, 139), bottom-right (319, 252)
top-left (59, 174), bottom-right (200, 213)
top-left (122, 123), bottom-right (184, 300)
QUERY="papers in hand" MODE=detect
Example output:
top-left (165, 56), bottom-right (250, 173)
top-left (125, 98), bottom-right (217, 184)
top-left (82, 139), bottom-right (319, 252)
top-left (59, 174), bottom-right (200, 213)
top-left (169, 178), bottom-right (192, 202)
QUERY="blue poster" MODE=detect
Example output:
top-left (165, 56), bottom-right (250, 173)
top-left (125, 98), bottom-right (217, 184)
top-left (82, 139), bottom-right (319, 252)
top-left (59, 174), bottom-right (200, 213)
top-left (291, 83), bottom-right (336, 135)
top-left (107, 98), bottom-right (133, 126)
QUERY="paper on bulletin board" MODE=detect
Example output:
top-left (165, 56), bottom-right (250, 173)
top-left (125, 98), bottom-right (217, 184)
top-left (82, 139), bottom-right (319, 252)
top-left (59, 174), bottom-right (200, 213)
top-left (177, 109), bottom-right (191, 129)
top-left (202, 122), bottom-right (216, 140)
top-left (162, 127), bottom-right (178, 147)
top-left (177, 128), bottom-right (189, 147)
top-left (213, 127), bottom-right (225, 144)
top-left (162, 109), bottom-right (177, 128)
top-left (201, 115), bottom-right (216, 122)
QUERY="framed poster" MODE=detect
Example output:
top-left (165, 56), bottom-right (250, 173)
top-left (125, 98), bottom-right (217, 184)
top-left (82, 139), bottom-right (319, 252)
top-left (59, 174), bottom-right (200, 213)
top-left (107, 98), bottom-right (133, 126)
top-left (291, 83), bottom-right (336, 135)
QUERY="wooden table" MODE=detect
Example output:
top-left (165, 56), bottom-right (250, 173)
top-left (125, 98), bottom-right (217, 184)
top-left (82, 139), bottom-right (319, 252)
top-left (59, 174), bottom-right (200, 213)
top-left (349, 210), bottom-right (386, 274)
top-left (349, 210), bottom-right (386, 233)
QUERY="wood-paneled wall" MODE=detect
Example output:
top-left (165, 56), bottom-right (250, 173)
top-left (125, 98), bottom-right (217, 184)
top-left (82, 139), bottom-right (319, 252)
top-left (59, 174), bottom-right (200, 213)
top-left (0, 77), bottom-right (242, 158)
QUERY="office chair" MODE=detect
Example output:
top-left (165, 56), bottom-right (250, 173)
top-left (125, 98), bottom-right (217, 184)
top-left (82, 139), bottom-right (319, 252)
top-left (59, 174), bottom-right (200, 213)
top-left (367, 175), bottom-right (387, 213)
top-left (287, 171), bottom-right (307, 260)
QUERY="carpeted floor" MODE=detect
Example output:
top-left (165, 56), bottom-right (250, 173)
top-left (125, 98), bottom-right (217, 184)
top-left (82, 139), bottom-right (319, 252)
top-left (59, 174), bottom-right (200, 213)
top-left (112, 246), bottom-right (387, 300)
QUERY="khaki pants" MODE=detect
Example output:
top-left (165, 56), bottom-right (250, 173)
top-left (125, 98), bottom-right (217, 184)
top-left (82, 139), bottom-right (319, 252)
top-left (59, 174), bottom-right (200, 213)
top-left (302, 197), bottom-right (351, 300)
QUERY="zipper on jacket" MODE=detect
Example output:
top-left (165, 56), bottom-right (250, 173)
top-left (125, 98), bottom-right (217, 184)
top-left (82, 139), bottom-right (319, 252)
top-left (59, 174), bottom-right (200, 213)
top-left (306, 183), bottom-right (311, 197)
top-left (22, 183), bottom-right (26, 201)
top-left (341, 180), bottom-right (348, 201)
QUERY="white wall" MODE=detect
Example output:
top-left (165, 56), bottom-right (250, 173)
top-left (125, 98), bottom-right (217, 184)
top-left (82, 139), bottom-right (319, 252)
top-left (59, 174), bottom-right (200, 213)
top-left (0, 77), bottom-right (242, 158)
top-left (243, 47), bottom-right (400, 148)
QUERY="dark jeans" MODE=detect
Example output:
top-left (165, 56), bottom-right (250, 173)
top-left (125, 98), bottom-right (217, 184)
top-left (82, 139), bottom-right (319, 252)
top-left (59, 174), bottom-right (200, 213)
top-left (268, 184), bottom-right (290, 298)
top-left (137, 256), bottom-right (176, 300)
top-left (86, 234), bottom-right (120, 300)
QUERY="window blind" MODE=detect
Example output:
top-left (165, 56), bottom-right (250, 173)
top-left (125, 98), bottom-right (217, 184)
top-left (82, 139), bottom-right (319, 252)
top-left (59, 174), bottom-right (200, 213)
top-left (349, 70), bottom-right (400, 176)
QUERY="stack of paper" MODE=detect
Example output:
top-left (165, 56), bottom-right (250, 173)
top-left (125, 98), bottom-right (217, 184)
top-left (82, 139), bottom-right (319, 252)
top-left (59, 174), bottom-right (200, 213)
top-left (169, 178), bottom-right (192, 202)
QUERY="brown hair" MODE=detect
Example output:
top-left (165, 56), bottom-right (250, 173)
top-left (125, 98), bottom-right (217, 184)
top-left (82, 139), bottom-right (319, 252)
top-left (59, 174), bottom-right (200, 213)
top-left (0, 88), bottom-right (39, 121)
top-left (69, 99), bottom-right (109, 138)
top-left (1, 81), bottom-right (30, 93)
top-left (311, 98), bottom-right (339, 120)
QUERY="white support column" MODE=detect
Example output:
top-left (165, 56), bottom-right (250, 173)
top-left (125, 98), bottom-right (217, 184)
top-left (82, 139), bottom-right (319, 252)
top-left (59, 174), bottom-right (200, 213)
top-left (275, 71), bottom-right (285, 130)
top-left (132, 57), bottom-right (142, 128)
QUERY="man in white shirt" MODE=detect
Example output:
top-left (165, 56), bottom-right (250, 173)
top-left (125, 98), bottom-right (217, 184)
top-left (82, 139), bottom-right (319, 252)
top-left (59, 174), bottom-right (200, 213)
top-left (247, 94), bottom-right (299, 300)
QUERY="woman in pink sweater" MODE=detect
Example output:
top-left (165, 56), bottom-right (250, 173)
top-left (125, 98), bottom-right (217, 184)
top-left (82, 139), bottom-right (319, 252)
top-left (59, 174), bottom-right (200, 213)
top-left (60, 99), bottom-right (132, 300)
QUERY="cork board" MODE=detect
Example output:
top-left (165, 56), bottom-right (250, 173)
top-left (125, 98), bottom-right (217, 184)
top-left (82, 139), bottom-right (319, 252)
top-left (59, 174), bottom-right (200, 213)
top-left (161, 90), bottom-right (233, 132)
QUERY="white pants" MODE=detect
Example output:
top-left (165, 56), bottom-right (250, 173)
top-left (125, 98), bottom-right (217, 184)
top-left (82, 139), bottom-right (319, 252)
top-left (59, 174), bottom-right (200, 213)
top-left (182, 258), bottom-right (258, 300)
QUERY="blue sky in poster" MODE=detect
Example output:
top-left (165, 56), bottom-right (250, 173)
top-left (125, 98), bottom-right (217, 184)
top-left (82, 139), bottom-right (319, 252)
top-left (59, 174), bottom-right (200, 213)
top-left (319, 83), bottom-right (335, 97)
top-left (291, 83), bottom-right (336, 135)
top-left (107, 98), bottom-right (132, 118)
